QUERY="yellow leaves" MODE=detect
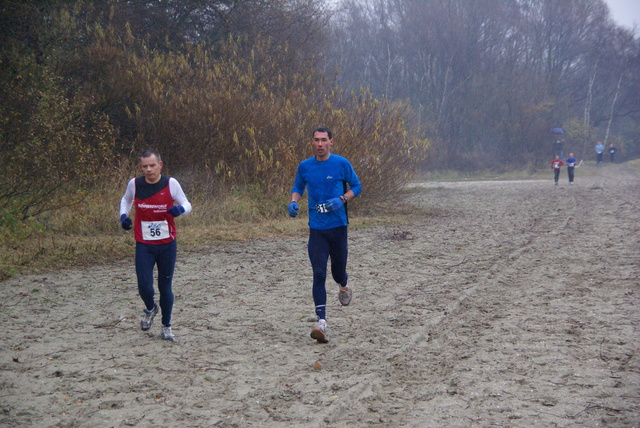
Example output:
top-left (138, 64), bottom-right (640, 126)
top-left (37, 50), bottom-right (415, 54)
top-left (2, 68), bottom-right (116, 219)
top-left (527, 100), bottom-right (555, 114)
top-left (258, 83), bottom-right (269, 97)
top-left (125, 22), bottom-right (134, 45)
top-left (39, 26), bottom-right (426, 201)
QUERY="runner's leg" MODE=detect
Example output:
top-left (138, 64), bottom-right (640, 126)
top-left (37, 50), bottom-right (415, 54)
top-left (135, 242), bottom-right (157, 311)
top-left (328, 226), bottom-right (349, 287)
top-left (308, 228), bottom-right (330, 320)
top-left (156, 240), bottom-right (177, 327)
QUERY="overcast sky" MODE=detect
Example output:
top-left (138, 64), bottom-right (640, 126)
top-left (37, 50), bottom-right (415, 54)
top-left (605, 0), bottom-right (640, 30)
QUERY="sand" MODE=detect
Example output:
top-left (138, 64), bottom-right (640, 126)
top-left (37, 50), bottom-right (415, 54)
top-left (1, 164), bottom-right (638, 427)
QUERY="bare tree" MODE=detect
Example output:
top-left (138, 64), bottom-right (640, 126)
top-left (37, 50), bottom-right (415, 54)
top-left (326, 0), bottom-right (639, 169)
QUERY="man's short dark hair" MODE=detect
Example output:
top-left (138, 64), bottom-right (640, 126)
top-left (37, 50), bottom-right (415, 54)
top-left (140, 148), bottom-right (161, 162)
top-left (312, 127), bottom-right (332, 139)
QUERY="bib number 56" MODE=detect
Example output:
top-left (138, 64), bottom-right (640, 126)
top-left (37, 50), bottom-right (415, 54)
top-left (141, 220), bottom-right (170, 241)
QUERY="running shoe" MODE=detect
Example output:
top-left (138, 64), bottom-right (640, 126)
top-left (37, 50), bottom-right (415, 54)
top-left (339, 285), bottom-right (352, 306)
top-left (161, 326), bottom-right (175, 341)
top-left (310, 319), bottom-right (328, 343)
top-left (140, 304), bottom-right (158, 331)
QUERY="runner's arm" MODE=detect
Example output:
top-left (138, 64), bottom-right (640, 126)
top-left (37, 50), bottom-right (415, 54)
top-left (291, 192), bottom-right (302, 203)
top-left (119, 178), bottom-right (135, 218)
top-left (169, 178), bottom-right (192, 214)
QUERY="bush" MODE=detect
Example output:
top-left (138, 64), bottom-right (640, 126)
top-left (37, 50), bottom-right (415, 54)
top-left (0, 64), bottom-right (115, 221)
top-left (82, 32), bottom-right (428, 201)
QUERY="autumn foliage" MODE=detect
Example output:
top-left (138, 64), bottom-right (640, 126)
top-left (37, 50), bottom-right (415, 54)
top-left (0, 3), bottom-right (427, 223)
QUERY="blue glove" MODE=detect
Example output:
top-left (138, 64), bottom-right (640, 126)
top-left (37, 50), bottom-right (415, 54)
top-left (167, 205), bottom-right (185, 217)
top-left (288, 201), bottom-right (299, 217)
top-left (316, 197), bottom-right (343, 213)
top-left (120, 214), bottom-right (132, 230)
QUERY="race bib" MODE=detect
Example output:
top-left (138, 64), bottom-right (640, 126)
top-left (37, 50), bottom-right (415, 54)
top-left (141, 220), bottom-right (170, 240)
top-left (316, 203), bottom-right (329, 214)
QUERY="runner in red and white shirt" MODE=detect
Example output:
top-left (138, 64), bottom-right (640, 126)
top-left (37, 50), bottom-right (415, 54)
top-left (119, 149), bottom-right (192, 341)
top-left (550, 155), bottom-right (564, 185)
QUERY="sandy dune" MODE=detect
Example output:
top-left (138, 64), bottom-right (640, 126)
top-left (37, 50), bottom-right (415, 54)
top-left (1, 165), bottom-right (638, 427)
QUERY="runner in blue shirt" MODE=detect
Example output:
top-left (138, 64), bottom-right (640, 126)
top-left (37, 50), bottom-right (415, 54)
top-left (595, 142), bottom-right (605, 166)
top-left (566, 153), bottom-right (577, 184)
top-left (289, 127), bottom-right (362, 343)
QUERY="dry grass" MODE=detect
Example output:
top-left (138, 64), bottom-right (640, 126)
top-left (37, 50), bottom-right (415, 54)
top-left (0, 181), bottom-right (429, 281)
top-left (10, 159), bottom-right (632, 281)
top-left (0, 214), bottom-right (421, 280)
top-left (412, 159), bottom-right (622, 182)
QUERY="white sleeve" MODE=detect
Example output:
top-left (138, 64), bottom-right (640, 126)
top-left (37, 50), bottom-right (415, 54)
top-left (119, 178), bottom-right (135, 218)
top-left (169, 178), bottom-right (192, 214)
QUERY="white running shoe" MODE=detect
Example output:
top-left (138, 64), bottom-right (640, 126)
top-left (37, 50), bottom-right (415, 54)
top-left (161, 326), bottom-right (175, 341)
top-left (339, 285), bottom-right (352, 306)
top-left (140, 304), bottom-right (158, 331)
top-left (310, 319), bottom-right (328, 343)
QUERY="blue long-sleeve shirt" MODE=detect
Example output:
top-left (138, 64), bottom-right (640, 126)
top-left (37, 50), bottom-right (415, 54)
top-left (291, 154), bottom-right (362, 230)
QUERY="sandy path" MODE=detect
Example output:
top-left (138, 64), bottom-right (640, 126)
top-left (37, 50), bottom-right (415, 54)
top-left (1, 165), bottom-right (638, 427)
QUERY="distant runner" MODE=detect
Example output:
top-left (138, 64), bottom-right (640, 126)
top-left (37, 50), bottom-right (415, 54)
top-left (595, 142), bottom-right (605, 166)
top-left (565, 153), bottom-right (581, 185)
top-left (551, 155), bottom-right (564, 185)
top-left (608, 144), bottom-right (617, 163)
